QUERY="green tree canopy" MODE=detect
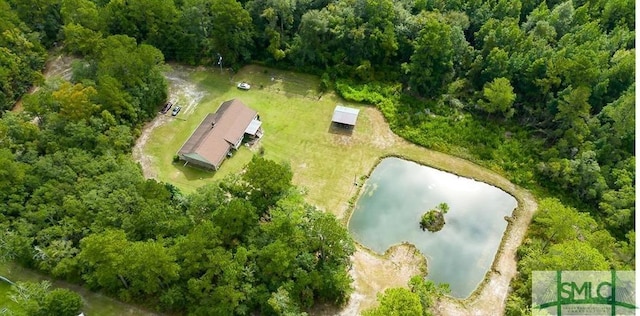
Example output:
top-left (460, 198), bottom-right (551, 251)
top-left (9, 281), bottom-right (83, 316)
top-left (363, 287), bottom-right (423, 316)
top-left (407, 13), bottom-right (453, 97)
top-left (0, 0), bottom-right (46, 112)
top-left (480, 77), bottom-right (516, 117)
top-left (243, 155), bottom-right (293, 213)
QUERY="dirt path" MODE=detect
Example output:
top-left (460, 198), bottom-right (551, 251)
top-left (11, 53), bottom-right (76, 113)
top-left (41, 54), bottom-right (75, 81)
top-left (132, 115), bottom-right (168, 179)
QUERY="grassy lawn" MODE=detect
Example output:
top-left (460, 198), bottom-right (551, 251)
top-left (145, 64), bottom-right (392, 218)
top-left (0, 262), bottom-right (159, 315)
top-left (143, 64), bottom-right (522, 222)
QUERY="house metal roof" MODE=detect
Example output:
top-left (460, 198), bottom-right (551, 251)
top-left (178, 99), bottom-right (258, 169)
top-left (245, 119), bottom-right (262, 135)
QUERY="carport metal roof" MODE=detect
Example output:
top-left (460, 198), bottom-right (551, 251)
top-left (332, 105), bottom-right (360, 126)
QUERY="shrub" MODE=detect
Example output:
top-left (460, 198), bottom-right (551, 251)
top-left (419, 203), bottom-right (449, 232)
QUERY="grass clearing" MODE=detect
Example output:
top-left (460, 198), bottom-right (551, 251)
top-left (144, 64), bottom-right (393, 218)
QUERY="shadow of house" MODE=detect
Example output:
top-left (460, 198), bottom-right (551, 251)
top-left (177, 99), bottom-right (263, 170)
top-left (329, 105), bottom-right (359, 135)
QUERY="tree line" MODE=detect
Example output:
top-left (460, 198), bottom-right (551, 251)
top-left (1, 4), bottom-right (354, 314)
top-left (0, 0), bottom-right (634, 314)
top-left (1, 107), bottom-right (355, 315)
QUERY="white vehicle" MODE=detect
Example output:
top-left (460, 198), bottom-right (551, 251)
top-left (237, 82), bottom-right (251, 90)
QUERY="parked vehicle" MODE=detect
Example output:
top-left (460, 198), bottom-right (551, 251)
top-left (172, 106), bottom-right (182, 116)
top-left (237, 82), bottom-right (251, 90)
top-left (161, 102), bottom-right (173, 113)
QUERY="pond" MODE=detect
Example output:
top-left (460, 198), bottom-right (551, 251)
top-left (348, 157), bottom-right (517, 298)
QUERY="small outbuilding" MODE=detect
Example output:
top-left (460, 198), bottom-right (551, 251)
top-left (331, 105), bottom-right (360, 128)
top-left (177, 99), bottom-right (262, 170)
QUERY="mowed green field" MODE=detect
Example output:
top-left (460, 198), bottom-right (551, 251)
top-left (144, 64), bottom-right (385, 218)
top-left (143, 64), bottom-right (519, 220)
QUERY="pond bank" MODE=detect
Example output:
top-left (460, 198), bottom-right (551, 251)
top-left (343, 149), bottom-right (537, 314)
top-left (348, 157), bottom-right (517, 298)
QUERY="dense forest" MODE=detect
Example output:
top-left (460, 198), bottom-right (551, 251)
top-left (0, 0), bottom-right (634, 314)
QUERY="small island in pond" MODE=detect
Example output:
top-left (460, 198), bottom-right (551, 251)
top-left (420, 203), bottom-right (450, 232)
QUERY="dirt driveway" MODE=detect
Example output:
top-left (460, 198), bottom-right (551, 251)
top-left (132, 64), bottom-right (208, 179)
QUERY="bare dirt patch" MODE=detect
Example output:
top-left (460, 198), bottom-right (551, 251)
top-left (312, 243), bottom-right (426, 316)
top-left (346, 244), bottom-right (427, 313)
top-left (164, 65), bottom-right (206, 116)
top-left (132, 65), bottom-right (209, 178)
top-left (43, 54), bottom-right (75, 81)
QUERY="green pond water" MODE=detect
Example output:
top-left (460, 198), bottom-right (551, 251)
top-left (348, 157), bottom-right (517, 298)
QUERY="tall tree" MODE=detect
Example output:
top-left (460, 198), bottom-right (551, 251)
top-left (406, 13), bottom-right (453, 97)
top-left (95, 35), bottom-right (167, 124)
top-left (77, 229), bottom-right (130, 293)
top-left (0, 0), bottom-right (47, 112)
top-left (211, 198), bottom-right (259, 246)
top-left (102, 0), bottom-right (178, 50)
top-left (0, 148), bottom-right (28, 214)
top-left (553, 86), bottom-right (591, 153)
top-left (7, 0), bottom-right (62, 47)
top-left (243, 155), bottom-right (293, 213)
top-left (60, 0), bottom-right (101, 30)
top-left (208, 0), bottom-right (254, 64)
top-left (479, 77), bottom-right (516, 118)
top-left (176, 0), bottom-right (254, 65)
top-left (536, 240), bottom-right (609, 270)
top-left (289, 10), bottom-right (330, 66)
top-left (51, 82), bottom-right (100, 122)
top-left (363, 287), bottom-right (423, 316)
